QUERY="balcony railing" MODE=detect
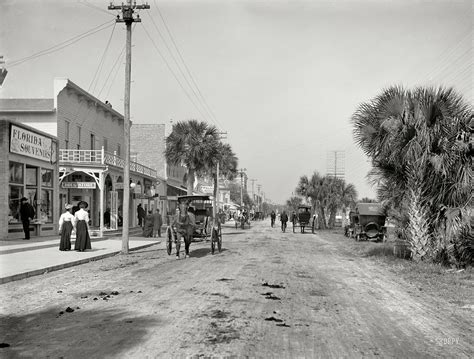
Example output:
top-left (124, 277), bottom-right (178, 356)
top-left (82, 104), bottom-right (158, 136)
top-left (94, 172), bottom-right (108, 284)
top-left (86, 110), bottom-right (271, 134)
top-left (59, 148), bottom-right (157, 178)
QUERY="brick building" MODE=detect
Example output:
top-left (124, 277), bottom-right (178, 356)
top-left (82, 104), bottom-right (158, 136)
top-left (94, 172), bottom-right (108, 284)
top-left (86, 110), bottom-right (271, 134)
top-left (130, 123), bottom-right (186, 217)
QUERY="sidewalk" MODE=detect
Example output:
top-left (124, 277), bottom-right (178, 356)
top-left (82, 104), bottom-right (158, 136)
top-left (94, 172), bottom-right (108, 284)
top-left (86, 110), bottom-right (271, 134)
top-left (0, 234), bottom-right (161, 284)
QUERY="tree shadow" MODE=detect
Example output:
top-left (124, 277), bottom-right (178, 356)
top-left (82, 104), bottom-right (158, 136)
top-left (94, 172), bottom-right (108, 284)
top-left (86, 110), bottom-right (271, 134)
top-left (0, 306), bottom-right (161, 358)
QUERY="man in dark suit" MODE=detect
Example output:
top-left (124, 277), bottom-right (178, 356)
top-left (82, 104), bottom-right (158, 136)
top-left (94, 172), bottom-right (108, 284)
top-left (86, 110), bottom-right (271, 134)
top-left (19, 197), bottom-right (35, 240)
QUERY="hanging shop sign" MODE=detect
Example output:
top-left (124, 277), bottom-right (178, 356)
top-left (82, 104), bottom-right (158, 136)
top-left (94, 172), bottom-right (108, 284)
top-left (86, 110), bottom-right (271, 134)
top-left (62, 182), bottom-right (97, 189)
top-left (10, 125), bottom-right (55, 162)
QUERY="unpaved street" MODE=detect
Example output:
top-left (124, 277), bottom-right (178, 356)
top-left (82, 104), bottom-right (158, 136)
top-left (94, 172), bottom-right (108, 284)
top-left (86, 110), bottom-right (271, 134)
top-left (1, 221), bottom-right (472, 358)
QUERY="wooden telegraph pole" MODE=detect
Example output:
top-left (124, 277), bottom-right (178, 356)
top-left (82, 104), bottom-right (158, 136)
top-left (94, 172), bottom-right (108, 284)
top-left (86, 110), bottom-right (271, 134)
top-left (108, 1), bottom-right (150, 254)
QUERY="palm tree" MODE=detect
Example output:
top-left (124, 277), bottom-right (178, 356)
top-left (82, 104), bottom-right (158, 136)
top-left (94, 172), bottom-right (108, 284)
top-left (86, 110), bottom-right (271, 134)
top-left (296, 172), bottom-right (328, 229)
top-left (352, 85), bottom-right (473, 263)
top-left (165, 120), bottom-right (220, 195)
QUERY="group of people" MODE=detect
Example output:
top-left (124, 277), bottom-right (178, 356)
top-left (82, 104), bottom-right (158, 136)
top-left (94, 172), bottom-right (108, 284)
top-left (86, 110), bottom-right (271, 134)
top-left (58, 201), bottom-right (91, 252)
top-left (270, 210), bottom-right (290, 232)
top-left (137, 204), bottom-right (163, 238)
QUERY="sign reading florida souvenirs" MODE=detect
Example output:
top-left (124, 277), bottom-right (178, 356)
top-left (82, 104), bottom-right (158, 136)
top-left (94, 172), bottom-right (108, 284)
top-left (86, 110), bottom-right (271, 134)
top-left (10, 125), bottom-right (53, 162)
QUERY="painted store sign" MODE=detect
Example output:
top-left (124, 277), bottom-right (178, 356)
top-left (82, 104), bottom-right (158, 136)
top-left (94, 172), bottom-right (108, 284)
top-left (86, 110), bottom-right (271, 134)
top-left (61, 182), bottom-right (97, 189)
top-left (10, 125), bottom-right (55, 162)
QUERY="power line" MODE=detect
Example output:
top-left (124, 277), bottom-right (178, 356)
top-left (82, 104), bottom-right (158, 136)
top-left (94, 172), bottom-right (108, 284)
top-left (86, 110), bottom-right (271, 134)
top-left (140, 22), bottom-right (211, 124)
top-left (88, 22), bottom-right (117, 94)
top-left (153, 1), bottom-right (223, 129)
top-left (8, 20), bottom-right (115, 68)
top-left (146, 11), bottom-right (215, 126)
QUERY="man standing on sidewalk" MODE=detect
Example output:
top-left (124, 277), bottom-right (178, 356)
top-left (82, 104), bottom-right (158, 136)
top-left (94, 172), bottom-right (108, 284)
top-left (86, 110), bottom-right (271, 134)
top-left (153, 209), bottom-right (163, 238)
top-left (20, 197), bottom-right (35, 240)
top-left (137, 204), bottom-right (145, 227)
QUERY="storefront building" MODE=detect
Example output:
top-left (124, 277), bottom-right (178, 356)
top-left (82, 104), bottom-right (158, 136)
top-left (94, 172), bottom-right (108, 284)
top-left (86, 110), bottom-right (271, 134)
top-left (0, 120), bottom-right (59, 239)
top-left (1, 78), bottom-right (160, 237)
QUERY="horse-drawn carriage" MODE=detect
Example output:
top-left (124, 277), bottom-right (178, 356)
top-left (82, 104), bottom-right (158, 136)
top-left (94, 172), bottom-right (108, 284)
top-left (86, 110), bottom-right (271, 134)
top-left (292, 205), bottom-right (315, 233)
top-left (345, 202), bottom-right (386, 242)
top-left (166, 195), bottom-right (222, 258)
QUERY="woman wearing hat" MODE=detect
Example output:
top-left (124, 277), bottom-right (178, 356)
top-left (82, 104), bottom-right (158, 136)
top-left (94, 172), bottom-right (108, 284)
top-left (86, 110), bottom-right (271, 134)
top-left (58, 204), bottom-right (75, 251)
top-left (74, 201), bottom-right (92, 252)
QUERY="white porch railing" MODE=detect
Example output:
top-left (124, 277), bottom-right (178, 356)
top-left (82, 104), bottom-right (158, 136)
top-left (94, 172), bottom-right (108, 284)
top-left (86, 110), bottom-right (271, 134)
top-left (59, 148), bottom-right (157, 178)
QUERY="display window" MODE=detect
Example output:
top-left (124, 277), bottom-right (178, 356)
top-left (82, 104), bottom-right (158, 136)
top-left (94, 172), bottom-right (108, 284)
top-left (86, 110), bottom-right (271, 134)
top-left (8, 185), bottom-right (23, 224)
top-left (41, 169), bottom-right (53, 188)
top-left (9, 162), bottom-right (23, 184)
top-left (26, 166), bottom-right (37, 186)
top-left (40, 189), bottom-right (53, 223)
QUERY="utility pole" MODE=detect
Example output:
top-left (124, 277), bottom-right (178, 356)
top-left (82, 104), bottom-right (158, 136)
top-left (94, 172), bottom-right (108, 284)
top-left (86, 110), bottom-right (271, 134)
top-left (213, 132), bottom-right (227, 225)
top-left (108, 1), bottom-right (150, 254)
top-left (238, 168), bottom-right (246, 209)
top-left (249, 178), bottom-right (257, 208)
top-left (257, 184), bottom-right (262, 212)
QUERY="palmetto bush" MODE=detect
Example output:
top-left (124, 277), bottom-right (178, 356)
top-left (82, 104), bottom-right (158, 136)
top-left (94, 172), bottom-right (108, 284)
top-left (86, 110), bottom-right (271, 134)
top-left (352, 86), bottom-right (473, 266)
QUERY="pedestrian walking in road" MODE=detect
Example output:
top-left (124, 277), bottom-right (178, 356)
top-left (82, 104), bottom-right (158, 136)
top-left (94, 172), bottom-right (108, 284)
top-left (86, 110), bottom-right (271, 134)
top-left (280, 211), bottom-right (288, 233)
top-left (270, 210), bottom-right (276, 227)
top-left (59, 204), bottom-right (75, 251)
top-left (137, 203), bottom-right (145, 227)
top-left (143, 210), bottom-right (154, 237)
top-left (153, 209), bottom-right (163, 238)
top-left (74, 201), bottom-right (91, 252)
top-left (19, 197), bottom-right (35, 240)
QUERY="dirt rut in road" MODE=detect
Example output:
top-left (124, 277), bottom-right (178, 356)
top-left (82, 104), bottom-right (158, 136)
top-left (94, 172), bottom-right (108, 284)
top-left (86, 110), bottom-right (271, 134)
top-left (0, 221), bottom-right (472, 358)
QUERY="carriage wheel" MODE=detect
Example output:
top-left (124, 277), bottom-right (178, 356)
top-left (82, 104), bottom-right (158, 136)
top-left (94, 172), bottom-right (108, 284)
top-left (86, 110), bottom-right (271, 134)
top-left (217, 223), bottom-right (222, 252)
top-left (211, 227), bottom-right (217, 254)
top-left (166, 227), bottom-right (173, 255)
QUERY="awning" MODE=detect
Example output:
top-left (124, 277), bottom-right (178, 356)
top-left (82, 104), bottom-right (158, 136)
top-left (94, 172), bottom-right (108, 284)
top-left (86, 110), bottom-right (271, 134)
top-left (167, 183), bottom-right (187, 196)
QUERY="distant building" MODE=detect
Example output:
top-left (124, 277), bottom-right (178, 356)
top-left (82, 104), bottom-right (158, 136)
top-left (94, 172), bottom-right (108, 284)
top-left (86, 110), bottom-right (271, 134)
top-left (130, 123), bottom-right (186, 216)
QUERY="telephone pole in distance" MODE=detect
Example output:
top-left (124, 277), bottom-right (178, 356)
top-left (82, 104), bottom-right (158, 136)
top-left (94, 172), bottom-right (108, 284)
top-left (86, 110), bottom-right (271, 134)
top-left (108, 1), bottom-right (150, 254)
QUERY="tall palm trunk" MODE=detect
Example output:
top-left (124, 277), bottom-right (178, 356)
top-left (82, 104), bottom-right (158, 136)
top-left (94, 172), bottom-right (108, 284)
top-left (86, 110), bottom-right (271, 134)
top-left (318, 206), bottom-right (327, 229)
top-left (328, 206), bottom-right (337, 228)
top-left (407, 188), bottom-right (431, 261)
top-left (187, 168), bottom-right (195, 195)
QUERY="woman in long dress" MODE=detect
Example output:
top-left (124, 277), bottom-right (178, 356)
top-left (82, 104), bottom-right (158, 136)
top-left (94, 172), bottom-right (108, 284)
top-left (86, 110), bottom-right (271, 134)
top-left (59, 204), bottom-right (75, 251)
top-left (74, 201), bottom-right (92, 252)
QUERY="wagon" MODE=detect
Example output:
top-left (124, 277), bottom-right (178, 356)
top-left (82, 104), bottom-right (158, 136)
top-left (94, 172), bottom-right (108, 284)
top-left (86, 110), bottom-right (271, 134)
top-left (352, 203), bottom-right (387, 242)
top-left (292, 205), bottom-right (315, 233)
top-left (166, 195), bottom-right (223, 256)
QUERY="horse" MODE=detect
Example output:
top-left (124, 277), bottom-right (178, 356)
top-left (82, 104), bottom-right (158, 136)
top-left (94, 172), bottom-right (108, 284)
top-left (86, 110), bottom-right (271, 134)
top-left (172, 212), bottom-right (195, 259)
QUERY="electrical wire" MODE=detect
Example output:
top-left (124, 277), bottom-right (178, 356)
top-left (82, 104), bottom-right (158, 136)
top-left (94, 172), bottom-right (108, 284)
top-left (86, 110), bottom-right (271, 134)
top-left (156, 5), bottom-right (221, 127)
top-left (88, 22), bottom-right (117, 94)
top-left (146, 10), bottom-right (216, 127)
top-left (8, 20), bottom-right (115, 68)
top-left (140, 22), bottom-right (211, 124)
top-left (152, 1), bottom-right (224, 129)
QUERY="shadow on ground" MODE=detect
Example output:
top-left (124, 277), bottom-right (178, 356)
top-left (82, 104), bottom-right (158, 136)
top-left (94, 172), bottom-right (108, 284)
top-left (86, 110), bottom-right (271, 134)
top-left (0, 306), bottom-right (160, 358)
top-left (190, 247), bottom-right (228, 258)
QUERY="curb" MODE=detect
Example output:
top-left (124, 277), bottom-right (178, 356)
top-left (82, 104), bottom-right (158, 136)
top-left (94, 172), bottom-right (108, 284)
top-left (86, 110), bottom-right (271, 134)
top-left (0, 242), bottom-right (159, 285)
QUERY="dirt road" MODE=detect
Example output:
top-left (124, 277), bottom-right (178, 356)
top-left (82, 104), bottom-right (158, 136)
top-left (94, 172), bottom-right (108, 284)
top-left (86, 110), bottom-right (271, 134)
top-left (0, 221), bottom-right (472, 358)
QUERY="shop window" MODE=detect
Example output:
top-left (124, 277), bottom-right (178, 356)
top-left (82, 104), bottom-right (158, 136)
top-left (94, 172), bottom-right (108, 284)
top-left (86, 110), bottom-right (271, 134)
top-left (8, 185), bottom-right (23, 224)
top-left (41, 169), bottom-right (53, 188)
top-left (26, 166), bottom-right (37, 186)
top-left (40, 189), bottom-right (53, 223)
top-left (9, 162), bottom-right (23, 183)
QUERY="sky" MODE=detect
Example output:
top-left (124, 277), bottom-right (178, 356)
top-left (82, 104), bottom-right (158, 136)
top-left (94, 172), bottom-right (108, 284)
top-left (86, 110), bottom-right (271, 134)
top-left (1, 0), bottom-right (472, 204)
